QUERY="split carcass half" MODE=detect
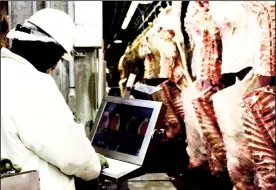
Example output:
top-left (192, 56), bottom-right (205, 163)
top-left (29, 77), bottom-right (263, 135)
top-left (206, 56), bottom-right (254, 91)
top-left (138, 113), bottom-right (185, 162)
top-left (242, 86), bottom-right (275, 190)
top-left (152, 81), bottom-right (185, 139)
top-left (184, 1), bottom-right (222, 85)
top-left (192, 84), bottom-right (227, 176)
top-left (242, 1), bottom-right (275, 77)
top-left (138, 26), bottom-right (161, 79)
top-left (183, 1), bottom-right (225, 173)
top-left (209, 1), bottom-right (258, 75)
top-left (152, 5), bottom-right (192, 90)
top-left (181, 81), bottom-right (209, 169)
top-left (212, 71), bottom-right (260, 190)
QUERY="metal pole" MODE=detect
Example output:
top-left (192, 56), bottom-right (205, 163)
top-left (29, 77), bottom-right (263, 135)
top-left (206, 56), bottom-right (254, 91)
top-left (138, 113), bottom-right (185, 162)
top-left (45, 1), bottom-right (50, 8)
top-left (32, 1), bottom-right (37, 14)
top-left (137, 1), bottom-right (162, 31)
top-left (8, 1), bottom-right (12, 48)
top-left (67, 1), bottom-right (77, 113)
top-left (97, 48), bottom-right (105, 107)
top-left (67, 1), bottom-right (75, 89)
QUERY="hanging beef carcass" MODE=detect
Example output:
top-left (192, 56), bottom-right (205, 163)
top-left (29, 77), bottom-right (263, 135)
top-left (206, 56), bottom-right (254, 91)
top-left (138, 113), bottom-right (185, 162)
top-left (187, 2), bottom-right (226, 174)
top-left (140, 5), bottom-right (192, 138)
top-left (192, 83), bottom-right (227, 176)
top-left (118, 39), bottom-right (146, 96)
top-left (242, 1), bottom-right (275, 77)
top-left (135, 13), bottom-right (185, 138)
top-left (118, 7), bottom-right (189, 138)
top-left (171, 1), bottom-right (193, 86)
top-left (184, 1), bottom-right (203, 78)
top-left (183, 1), bottom-right (226, 174)
top-left (152, 81), bottom-right (185, 139)
top-left (208, 2), bottom-right (273, 188)
top-left (138, 26), bottom-right (161, 79)
top-left (181, 81), bottom-right (209, 168)
top-left (138, 37), bottom-right (160, 79)
top-left (184, 78), bottom-right (227, 175)
top-left (209, 1), bottom-right (258, 75)
top-left (212, 71), bottom-right (260, 190)
top-left (182, 79), bottom-right (225, 173)
top-left (152, 5), bottom-right (192, 90)
top-left (119, 25), bottom-right (154, 82)
top-left (182, 1), bottom-right (209, 169)
top-left (239, 3), bottom-right (275, 189)
top-left (184, 1), bottom-right (222, 85)
top-left (241, 86), bottom-right (275, 190)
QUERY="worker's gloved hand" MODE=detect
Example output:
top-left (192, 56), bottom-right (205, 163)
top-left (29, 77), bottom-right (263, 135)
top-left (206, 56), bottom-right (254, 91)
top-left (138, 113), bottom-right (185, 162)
top-left (1, 158), bottom-right (22, 175)
top-left (97, 154), bottom-right (109, 170)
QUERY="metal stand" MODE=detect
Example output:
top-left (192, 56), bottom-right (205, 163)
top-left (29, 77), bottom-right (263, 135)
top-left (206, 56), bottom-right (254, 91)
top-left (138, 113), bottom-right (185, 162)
top-left (99, 178), bottom-right (128, 190)
top-left (123, 73), bottom-right (136, 98)
top-left (98, 165), bottom-right (146, 190)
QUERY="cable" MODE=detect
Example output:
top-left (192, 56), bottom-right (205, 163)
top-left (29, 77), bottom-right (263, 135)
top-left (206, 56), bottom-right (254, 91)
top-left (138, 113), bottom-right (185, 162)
top-left (108, 1), bottom-right (118, 43)
top-left (135, 3), bottom-right (151, 31)
top-left (117, 1), bottom-right (126, 32)
top-left (137, 7), bottom-right (145, 32)
top-left (137, 1), bottom-right (162, 31)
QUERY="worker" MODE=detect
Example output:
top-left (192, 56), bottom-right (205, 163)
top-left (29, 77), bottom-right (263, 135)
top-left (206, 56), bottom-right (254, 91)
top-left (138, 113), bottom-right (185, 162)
top-left (1, 8), bottom-right (101, 190)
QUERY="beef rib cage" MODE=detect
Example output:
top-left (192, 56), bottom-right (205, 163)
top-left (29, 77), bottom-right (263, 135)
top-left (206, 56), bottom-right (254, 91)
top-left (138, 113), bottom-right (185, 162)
top-left (242, 86), bottom-right (275, 190)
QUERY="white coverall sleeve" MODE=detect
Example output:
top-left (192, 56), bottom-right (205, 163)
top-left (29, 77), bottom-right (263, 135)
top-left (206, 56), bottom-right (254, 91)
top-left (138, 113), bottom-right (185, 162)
top-left (16, 75), bottom-right (101, 181)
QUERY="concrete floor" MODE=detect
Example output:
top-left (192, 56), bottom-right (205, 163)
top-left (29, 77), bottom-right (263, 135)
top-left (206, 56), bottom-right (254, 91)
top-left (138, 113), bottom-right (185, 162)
top-left (128, 173), bottom-right (177, 190)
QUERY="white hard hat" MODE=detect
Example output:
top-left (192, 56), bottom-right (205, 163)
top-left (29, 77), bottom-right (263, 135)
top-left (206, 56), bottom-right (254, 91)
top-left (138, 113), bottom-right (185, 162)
top-left (7, 8), bottom-right (76, 61)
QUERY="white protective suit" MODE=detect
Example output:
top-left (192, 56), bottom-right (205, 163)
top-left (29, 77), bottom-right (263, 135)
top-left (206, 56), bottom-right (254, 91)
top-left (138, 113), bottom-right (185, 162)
top-left (1, 48), bottom-right (101, 190)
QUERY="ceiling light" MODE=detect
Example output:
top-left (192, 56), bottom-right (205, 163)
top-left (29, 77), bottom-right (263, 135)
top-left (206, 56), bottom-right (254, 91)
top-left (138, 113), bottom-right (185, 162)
top-left (114, 40), bottom-right (122, 44)
top-left (137, 1), bottom-right (153, 5)
top-left (121, 2), bottom-right (139, 29)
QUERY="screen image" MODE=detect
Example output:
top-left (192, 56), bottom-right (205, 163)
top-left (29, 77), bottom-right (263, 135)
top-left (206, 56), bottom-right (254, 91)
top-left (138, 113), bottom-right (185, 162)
top-left (92, 102), bottom-right (154, 156)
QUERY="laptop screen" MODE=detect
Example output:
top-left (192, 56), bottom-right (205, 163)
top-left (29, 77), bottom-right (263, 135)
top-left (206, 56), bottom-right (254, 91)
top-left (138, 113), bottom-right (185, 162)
top-left (91, 102), bottom-right (154, 156)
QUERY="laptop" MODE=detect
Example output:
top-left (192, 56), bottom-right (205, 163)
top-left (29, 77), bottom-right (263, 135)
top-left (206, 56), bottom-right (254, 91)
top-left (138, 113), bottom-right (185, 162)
top-left (90, 96), bottom-right (166, 180)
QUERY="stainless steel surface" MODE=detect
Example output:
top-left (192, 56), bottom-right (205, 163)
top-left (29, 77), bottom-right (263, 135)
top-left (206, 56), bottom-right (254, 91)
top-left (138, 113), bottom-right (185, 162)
top-left (97, 48), bottom-right (106, 107)
top-left (75, 49), bottom-right (99, 124)
top-left (32, 1), bottom-right (37, 14)
top-left (10, 1), bottom-right (32, 29)
top-left (8, 1), bottom-right (32, 48)
top-left (8, 1), bottom-right (12, 48)
top-left (123, 73), bottom-right (136, 98)
top-left (46, 1), bottom-right (70, 103)
top-left (45, 1), bottom-right (50, 8)
top-left (91, 96), bottom-right (166, 166)
top-left (67, 1), bottom-right (76, 113)
top-left (1, 170), bottom-right (40, 190)
top-left (36, 1), bottom-right (45, 11)
top-left (67, 1), bottom-right (75, 89)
